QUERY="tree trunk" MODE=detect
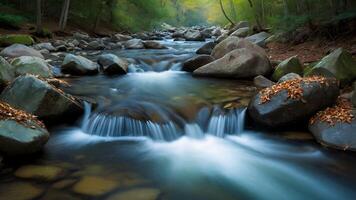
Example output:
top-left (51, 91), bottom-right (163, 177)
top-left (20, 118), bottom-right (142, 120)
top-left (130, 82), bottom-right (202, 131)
top-left (219, 0), bottom-right (235, 26)
top-left (94, 1), bottom-right (104, 32)
top-left (59, 0), bottom-right (70, 31)
top-left (36, 0), bottom-right (42, 33)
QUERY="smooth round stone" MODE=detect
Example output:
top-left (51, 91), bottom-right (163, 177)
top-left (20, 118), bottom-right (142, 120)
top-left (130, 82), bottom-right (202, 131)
top-left (15, 165), bottom-right (64, 181)
top-left (72, 176), bottom-right (119, 196)
top-left (106, 188), bottom-right (160, 200)
top-left (0, 182), bottom-right (44, 200)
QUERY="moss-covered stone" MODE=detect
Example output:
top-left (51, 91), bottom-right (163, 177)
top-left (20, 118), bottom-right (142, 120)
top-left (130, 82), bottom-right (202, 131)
top-left (305, 48), bottom-right (356, 85)
top-left (0, 182), bottom-right (44, 200)
top-left (272, 56), bottom-right (303, 81)
top-left (0, 34), bottom-right (34, 47)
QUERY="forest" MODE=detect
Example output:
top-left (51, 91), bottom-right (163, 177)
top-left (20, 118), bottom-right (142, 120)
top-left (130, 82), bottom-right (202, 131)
top-left (0, 1), bottom-right (356, 200)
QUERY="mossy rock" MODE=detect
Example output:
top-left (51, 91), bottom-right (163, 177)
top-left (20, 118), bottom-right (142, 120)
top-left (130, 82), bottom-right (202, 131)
top-left (305, 48), bottom-right (356, 85)
top-left (272, 56), bottom-right (303, 81)
top-left (0, 34), bottom-right (35, 47)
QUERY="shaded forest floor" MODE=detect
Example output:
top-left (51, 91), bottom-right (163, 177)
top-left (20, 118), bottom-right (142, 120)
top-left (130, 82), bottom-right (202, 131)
top-left (266, 34), bottom-right (356, 63)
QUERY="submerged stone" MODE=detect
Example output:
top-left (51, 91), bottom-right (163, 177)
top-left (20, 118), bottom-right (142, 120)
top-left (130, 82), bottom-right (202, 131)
top-left (72, 176), bottom-right (119, 196)
top-left (15, 165), bottom-right (64, 181)
top-left (0, 182), bottom-right (44, 200)
top-left (106, 188), bottom-right (160, 200)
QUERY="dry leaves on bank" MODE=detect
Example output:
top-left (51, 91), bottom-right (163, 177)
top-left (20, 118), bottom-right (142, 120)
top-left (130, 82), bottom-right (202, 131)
top-left (0, 101), bottom-right (45, 129)
top-left (310, 97), bottom-right (354, 126)
top-left (259, 76), bottom-right (328, 104)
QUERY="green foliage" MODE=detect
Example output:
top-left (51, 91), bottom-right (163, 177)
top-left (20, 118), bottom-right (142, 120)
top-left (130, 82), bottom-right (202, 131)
top-left (0, 13), bottom-right (26, 30)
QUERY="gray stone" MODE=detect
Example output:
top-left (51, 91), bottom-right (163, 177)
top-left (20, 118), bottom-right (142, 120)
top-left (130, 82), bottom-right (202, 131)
top-left (182, 55), bottom-right (214, 72)
top-left (278, 73), bottom-right (302, 83)
top-left (11, 56), bottom-right (53, 78)
top-left (0, 75), bottom-right (83, 123)
top-left (254, 75), bottom-right (275, 88)
top-left (62, 54), bottom-right (99, 75)
top-left (184, 30), bottom-right (205, 41)
top-left (196, 42), bottom-right (216, 55)
top-left (0, 44), bottom-right (44, 58)
top-left (230, 27), bottom-right (250, 38)
top-left (97, 54), bottom-right (128, 75)
top-left (0, 57), bottom-right (15, 87)
top-left (143, 41), bottom-right (167, 49)
top-left (272, 56), bottom-right (303, 81)
top-left (124, 39), bottom-right (144, 49)
top-left (246, 32), bottom-right (271, 47)
top-left (248, 78), bottom-right (339, 127)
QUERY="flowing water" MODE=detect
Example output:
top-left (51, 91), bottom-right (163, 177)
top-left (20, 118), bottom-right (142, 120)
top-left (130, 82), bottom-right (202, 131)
top-left (1, 40), bottom-right (356, 200)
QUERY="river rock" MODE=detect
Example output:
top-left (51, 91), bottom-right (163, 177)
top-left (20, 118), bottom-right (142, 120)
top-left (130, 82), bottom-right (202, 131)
top-left (305, 48), bottom-right (356, 85)
top-left (33, 42), bottom-right (56, 52)
top-left (353, 83), bottom-right (356, 107)
top-left (248, 77), bottom-right (339, 127)
top-left (254, 75), bottom-right (275, 88)
top-left (87, 41), bottom-right (105, 50)
top-left (0, 75), bottom-right (83, 123)
top-left (309, 108), bottom-right (356, 151)
top-left (228, 21), bottom-right (249, 35)
top-left (231, 27), bottom-right (250, 38)
top-left (97, 54), bottom-right (128, 75)
top-left (113, 33), bottom-right (132, 42)
top-left (0, 182), bottom-right (44, 200)
top-left (194, 41), bottom-right (271, 78)
top-left (0, 102), bottom-right (49, 155)
top-left (15, 165), bottom-right (64, 181)
top-left (11, 56), bottom-right (53, 78)
top-left (182, 55), bottom-right (214, 72)
top-left (72, 176), bottom-right (119, 196)
top-left (272, 56), bottom-right (303, 81)
top-left (0, 44), bottom-right (44, 58)
top-left (216, 32), bottom-right (229, 43)
top-left (124, 39), bottom-right (144, 49)
top-left (278, 73), bottom-right (302, 83)
top-left (212, 27), bottom-right (222, 36)
top-left (73, 32), bottom-right (90, 41)
top-left (196, 41), bottom-right (217, 55)
top-left (62, 54), bottom-right (99, 75)
top-left (246, 32), bottom-right (271, 47)
top-left (184, 30), bottom-right (205, 41)
top-left (106, 188), bottom-right (160, 200)
top-left (0, 34), bottom-right (34, 47)
top-left (143, 41), bottom-right (167, 49)
top-left (0, 57), bottom-right (15, 87)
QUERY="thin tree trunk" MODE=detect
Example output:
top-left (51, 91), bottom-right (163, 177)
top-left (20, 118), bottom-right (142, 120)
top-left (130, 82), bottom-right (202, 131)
top-left (59, 0), bottom-right (70, 31)
top-left (219, 0), bottom-right (235, 26)
top-left (229, 0), bottom-right (237, 23)
top-left (36, 0), bottom-right (42, 33)
top-left (94, 1), bottom-right (104, 32)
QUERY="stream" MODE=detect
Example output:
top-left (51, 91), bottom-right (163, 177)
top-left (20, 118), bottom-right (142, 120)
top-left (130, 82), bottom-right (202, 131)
top-left (1, 40), bottom-right (356, 200)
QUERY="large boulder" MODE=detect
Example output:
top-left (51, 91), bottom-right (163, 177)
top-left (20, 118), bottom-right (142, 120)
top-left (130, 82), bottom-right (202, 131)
top-left (61, 54), bottom-right (99, 75)
top-left (246, 32), bottom-right (271, 47)
top-left (143, 41), bottom-right (167, 49)
top-left (194, 40), bottom-right (271, 78)
top-left (97, 54), bottom-right (128, 75)
top-left (124, 39), bottom-right (144, 49)
top-left (230, 27), bottom-right (250, 38)
top-left (0, 44), bottom-right (44, 59)
top-left (0, 75), bottom-right (83, 123)
top-left (309, 99), bottom-right (356, 151)
top-left (184, 30), bottom-right (205, 41)
top-left (305, 48), bottom-right (356, 85)
top-left (11, 56), bottom-right (53, 78)
top-left (248, 77), bottom-right (339, 127)
top-left (0, 57), bottom-right (15, 87)
top-left (0, 102), bottom-right (49, 155)
top-left (211, 37), bottom-right (267, 59)
top-left (0, 34), bottom-right (35, 47)
top-left (272, 56), bottom-right (303, 81)
top-left (196, 42), bottom-right (217, 55)
top-left (182, 55), bottom-right (214, 72)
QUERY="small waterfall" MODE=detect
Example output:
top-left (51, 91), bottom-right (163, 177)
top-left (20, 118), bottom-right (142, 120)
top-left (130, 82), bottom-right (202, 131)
top-left (207, 108), bottom-right (247, 137)
top-left (81, 103), bottom-right (182, 141)
top-left (81, 103), bottom-right (247, 141)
